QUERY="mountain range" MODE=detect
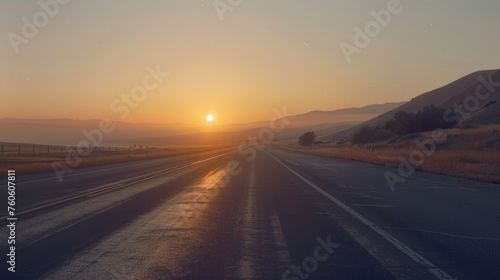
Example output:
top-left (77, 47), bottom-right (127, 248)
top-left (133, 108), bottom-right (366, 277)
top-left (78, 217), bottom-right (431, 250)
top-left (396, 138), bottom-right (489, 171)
top-left (4, 69), bottom-right (498, 146)
top-left (323, 69), bottom-right (500, 141)
top-left (0, 102), bottom-right (405, 146)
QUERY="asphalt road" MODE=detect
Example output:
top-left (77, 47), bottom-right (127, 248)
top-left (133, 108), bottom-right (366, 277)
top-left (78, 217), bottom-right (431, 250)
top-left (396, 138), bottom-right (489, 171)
top-left (1, 146), bottom-right (499, 280)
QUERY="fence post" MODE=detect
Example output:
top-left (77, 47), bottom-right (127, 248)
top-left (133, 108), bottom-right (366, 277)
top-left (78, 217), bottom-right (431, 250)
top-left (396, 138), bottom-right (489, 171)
top-left (48, 145), bottom-right (50, 155)
top-left (33, 145), bottom-right (35, 156)
top-left (19, 144), bottom-right (21, 157)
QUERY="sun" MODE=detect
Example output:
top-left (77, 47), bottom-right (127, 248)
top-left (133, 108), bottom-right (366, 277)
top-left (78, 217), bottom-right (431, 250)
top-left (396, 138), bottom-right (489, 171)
top-left (206, 114), bottom-right (214, 123)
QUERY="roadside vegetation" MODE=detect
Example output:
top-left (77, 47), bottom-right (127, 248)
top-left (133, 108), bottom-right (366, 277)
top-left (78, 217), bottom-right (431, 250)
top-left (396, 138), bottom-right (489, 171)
top-left (280, 124), bottom-right (500, 184)
top-left (298, 131), bottom-right (316, 146)
top-left (351, 105), bottom-right (455, 144)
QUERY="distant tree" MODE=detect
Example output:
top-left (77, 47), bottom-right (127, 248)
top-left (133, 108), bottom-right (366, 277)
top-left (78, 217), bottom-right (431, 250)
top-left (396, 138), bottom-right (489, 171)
top-left (384, 105), bottom-right (453, 135)
top-left (298, 131), bottom-right (316, 146)
top-left (351, 125), bottom-right (391, 144)
top-left (370, 126), bottom-right (392, 142)
top-left (352, 105), bottom-right (455, 144)
top-left (415, 105), bottom-right (454, 131)
top-left (351, 126), bottom-right (374, 144)
top-left (384, 110), bottom-right (417, 134)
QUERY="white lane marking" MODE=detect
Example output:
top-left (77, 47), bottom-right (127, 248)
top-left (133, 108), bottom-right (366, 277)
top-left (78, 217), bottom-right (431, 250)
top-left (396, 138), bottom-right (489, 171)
top-left (352, 204), bottom-right (395, 208)
top-left (270, 212), bottom-right (292, 265)
top-left (381, 226), bottom-right (500, 241)
top-left (420, 186), bottom-right (488, 191)
top-left (237, 161), bottom-right (291, 279)
top-left (238, 161), bottom-right (257, 279)
top-left (267, 152), bottom-right (456, 280)
top-left (0, 150), bottom-right (232, 187)
top-left (1, 158), bottom-right (164, 186)
top-left (286, 160), bottom-right (300, 166)
top-left (366, 197), bottom-right (386, 200)
top-left (417, 178), bottom-right (433, 182)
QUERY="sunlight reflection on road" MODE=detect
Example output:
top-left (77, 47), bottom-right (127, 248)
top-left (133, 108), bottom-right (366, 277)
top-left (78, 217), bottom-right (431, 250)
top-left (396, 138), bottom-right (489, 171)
top-left (164, 167), bottom-right (230, 229)
top-left (41, 166), bottom-right (235, 279)
top-left (138, 167), bottom-right (234, 279)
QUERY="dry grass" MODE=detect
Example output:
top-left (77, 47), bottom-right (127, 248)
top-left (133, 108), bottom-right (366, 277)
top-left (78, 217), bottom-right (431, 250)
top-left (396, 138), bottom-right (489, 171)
top-left (275, 124), bottom-right (500, 184)
top-left (0, 147), bottom-right (225, 177)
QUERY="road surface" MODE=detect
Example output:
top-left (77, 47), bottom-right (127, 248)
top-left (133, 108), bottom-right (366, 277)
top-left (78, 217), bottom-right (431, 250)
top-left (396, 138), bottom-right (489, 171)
top-left (1, 147), bottom-right (499, 279)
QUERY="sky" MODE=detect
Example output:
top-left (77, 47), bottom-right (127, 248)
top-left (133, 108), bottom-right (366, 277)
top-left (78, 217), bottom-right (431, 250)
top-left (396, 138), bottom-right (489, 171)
top-left (1, 0), bottom-right (499, 125)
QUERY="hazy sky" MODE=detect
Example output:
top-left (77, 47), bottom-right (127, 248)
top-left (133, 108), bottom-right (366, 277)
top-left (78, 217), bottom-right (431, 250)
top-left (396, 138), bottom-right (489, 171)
top-left (1, 0), bottom-right (499, 125)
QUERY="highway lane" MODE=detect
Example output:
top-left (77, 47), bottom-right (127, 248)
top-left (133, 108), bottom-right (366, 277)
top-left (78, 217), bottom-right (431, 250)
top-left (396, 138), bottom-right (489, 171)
top-left (1, 148), bottom-right (240, 279)
top-left (266, 147), bottom-right (500, 279)
top-left (1, 147), bottom-right (499, 279)
top-left (0, 147), bottom-right (234, 214)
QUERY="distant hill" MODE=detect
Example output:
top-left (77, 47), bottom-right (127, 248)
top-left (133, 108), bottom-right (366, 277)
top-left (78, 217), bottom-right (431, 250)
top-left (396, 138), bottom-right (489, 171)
top-left (461, 97), bottom-right (500, 126)
top-left (122, 103), bottom-right (405, 145)
top-left (0, 118), bottom-right (201, 146)
top-left (0, 102), bottom-right (403, 146)
top-left (322, 69), bottom-right (500, 141)
top-left (136, 122), bottom-right (358, 146)
top-left (285, 102), bottom-right (406, 127)
top-left (302, 102), bottom-right (408, 115)
top-left (220, 102), bottom-right (405, 131)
